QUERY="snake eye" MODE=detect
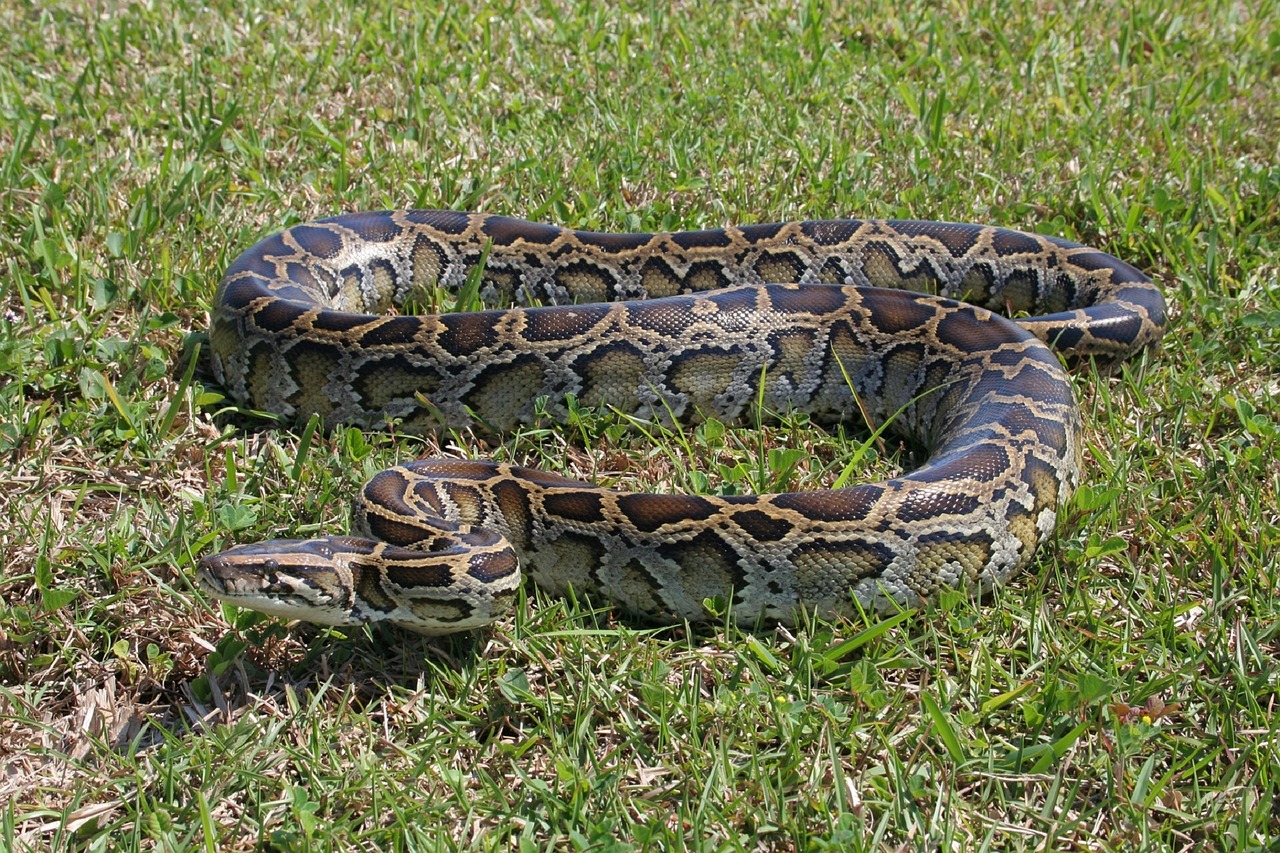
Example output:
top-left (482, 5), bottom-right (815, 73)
top-left (264, 558), bottom-right (279, 572)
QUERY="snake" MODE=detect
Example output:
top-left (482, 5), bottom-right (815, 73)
top-left (197, 210), bottom-right (1165, 634)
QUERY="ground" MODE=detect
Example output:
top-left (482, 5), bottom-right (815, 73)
top-left (0, 1), bottom-right (1278, 849)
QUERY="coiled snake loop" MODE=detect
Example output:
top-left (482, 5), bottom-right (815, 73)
top-left (198, 211), bottom-right (1165, 633)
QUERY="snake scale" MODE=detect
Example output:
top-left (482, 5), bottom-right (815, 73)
top-left (198, 210), bottom-right (1165, 633)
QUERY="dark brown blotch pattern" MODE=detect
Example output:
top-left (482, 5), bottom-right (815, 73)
top-left (618, 493), bottom-right (718, 533)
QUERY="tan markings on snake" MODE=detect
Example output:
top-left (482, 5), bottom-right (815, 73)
top-left (198, 211), bottom-right (1166, 633)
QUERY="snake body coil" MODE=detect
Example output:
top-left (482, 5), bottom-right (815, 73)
top-left (199, 211), bottom-right (1165, 633)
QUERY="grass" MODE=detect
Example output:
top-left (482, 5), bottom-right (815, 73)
top-left (1, 0), bottom-right (1278, 849)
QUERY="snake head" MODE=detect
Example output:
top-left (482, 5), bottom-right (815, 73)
top-left (198, 536), bottom-right (381, 626)
top-left (199, 533), bottom-right (522, 634)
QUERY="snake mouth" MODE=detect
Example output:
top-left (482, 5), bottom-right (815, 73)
top-left (197, 542), bottom-right (372, 625)
top-left (197, 554), bottom-right (332, 622)
top-left (195, 557), bottom-right (230, 595)
top-left (197, 552), bottom-right (290, 599)
top-left (196, 555), bottom-right (275, 602)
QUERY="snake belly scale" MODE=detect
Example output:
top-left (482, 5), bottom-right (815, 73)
top-left (198, 210), bottom-right (1165, 633)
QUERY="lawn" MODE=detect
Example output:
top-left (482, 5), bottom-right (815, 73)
top-left (1, 0), bottom-right (1278, 850)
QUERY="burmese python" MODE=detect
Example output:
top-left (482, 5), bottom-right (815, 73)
top-left (198, 210), bottom-right (1165, 633)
